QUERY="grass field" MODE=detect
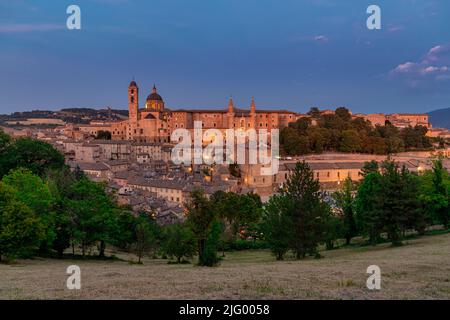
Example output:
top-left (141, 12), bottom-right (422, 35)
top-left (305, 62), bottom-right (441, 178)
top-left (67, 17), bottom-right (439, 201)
top-left (1, 233), bottom-right (450, 300)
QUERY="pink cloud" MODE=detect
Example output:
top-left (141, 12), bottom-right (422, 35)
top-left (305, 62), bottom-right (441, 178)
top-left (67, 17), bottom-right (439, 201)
top-left (391, 44), bottom-right (450, 82)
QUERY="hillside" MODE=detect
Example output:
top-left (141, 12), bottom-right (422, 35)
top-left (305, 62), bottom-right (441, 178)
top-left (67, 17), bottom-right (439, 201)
top-left (429, 107), bottom-right (450, 129)
top-left (0, 108), bottom-right (129, 125)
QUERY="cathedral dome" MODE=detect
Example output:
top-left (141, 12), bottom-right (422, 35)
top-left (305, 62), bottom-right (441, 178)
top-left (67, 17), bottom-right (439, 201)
top-left (146, 84), bottom-right (163, 102)
top-left (146, 92), bottom-right (163, 101)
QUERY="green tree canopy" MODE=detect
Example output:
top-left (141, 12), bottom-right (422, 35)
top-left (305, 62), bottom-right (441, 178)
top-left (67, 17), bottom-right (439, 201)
top-left (0, 138), bottom-right (65, 178)
top-left (0, 182), bottom-right (45, 261)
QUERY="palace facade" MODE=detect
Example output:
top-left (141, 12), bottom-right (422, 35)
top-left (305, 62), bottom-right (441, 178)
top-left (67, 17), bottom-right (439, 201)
top-left (107, 81), bottom-right (299, 143)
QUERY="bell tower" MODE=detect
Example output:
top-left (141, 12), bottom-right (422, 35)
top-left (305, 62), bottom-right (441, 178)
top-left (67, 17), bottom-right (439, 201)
top-left (128, 80), bottom-right (139, 125)
top-left (250, 97), bottom-right (256, 128)
top-left (227, 96), bottom-right (235, 129)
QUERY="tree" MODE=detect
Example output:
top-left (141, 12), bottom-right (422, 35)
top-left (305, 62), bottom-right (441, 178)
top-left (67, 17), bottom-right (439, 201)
top-left (333, 178), bottom-right (357, 245)
top-left (339, 130), bottom-right (362, 153)
top-left (362, 136), bottom-right (386, 155)
top-left (307, 107), bottom-right (321, 118)
top-left (185, 189), bottom-right (217, 266)
top-left (68, 178), bottom-right (118, 257)
top-left (2, 168), bottom-right (54, 252)
top-left (0, 182), bottom-right (44, 261)
top-left (385, 136), bottom-right (405, 154)
top-left (0, 128), bottom-right (11, 155)
top-left (378, 161), bottom-right (408, 246)
top-left (201, 220), bottom-right (222, 266)
top-left (285, 162), bottom-right (330, 258)
top-left (289, 117), bottom-right (311, 134)
top-left (421, 160), bottom-right (450, 228)
top-left (111, 208), bottom-right (138, 251)
top-left (356, 160), bottom-right (427, 246)
top-left (261, 194), bottom-right (293, 260)
top-left (262, 162), bottom-right (330, 260)
top-left (355, 172), bottom-right (383, 244)
top-left (0, 138), bottom-right (65, 178)
top-left (280, 127), bottom-right (310, 155)
top-left (134, 218), bottom-right (158, 263)
top-left (46, 167), bottom-right (76, 257)
top-left (335, 107), bottom-right (352, 122)
top-left (361, 160), bottom-right (379, 177)
top-left (398, 167), bottom-right (426, 235)
top-left (307, 128), bottom-right (325, 153)
top-left (161, 223), bottom-right (196, 263)
top-left (211, 191), bottom-right (262, 237)
top-left (323, 214), bottom-right (344, 250)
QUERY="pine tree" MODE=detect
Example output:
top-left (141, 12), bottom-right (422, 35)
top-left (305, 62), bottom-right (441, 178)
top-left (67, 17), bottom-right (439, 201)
top-left (284, 161), bottom-right (329, 259)
top-left (355, 171), bottom-right (383, 245)
top-left (430, 160), bottom-right (450, 228)
top-left (186, 189), bottom-right (217, 266)
top-left (262, 194), bottom-right (294, 260)
top-left (379, 161), bottom-right (406, 246)
top-left (333, 178), bottom-right (357, 245)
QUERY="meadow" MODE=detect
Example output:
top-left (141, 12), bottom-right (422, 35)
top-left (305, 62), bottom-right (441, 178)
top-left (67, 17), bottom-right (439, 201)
top-left (1, 233), bottom-right (449, 300)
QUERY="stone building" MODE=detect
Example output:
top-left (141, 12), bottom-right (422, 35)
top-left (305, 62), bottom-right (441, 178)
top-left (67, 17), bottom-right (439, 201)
top-left (102, 80), bottom-right (299, 143)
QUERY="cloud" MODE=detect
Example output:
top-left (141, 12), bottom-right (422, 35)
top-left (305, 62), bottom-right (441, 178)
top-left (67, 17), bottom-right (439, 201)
top-left (390, 44), bottom-right (450, 83)
top-left (0, 23), bottom-right (65, 33)
top-left (424, 45), bottom-right (450, 63)
top-left (314, 35), bottom-right (328, 42)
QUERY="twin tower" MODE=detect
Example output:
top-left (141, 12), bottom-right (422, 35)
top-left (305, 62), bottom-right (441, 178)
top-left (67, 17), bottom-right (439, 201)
top-left (128, 80), bottom-right (259, 130)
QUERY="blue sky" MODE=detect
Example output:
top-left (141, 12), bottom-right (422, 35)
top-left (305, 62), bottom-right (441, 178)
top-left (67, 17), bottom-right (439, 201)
top-left (0, 0), bottom-right (449, 114)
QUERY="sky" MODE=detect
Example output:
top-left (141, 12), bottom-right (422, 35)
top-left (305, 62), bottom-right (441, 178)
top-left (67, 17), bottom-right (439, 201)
top-left (0, 0), bottom-right (449, 114)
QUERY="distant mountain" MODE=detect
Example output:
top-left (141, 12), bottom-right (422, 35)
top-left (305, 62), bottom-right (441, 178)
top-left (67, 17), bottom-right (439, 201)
top-left (428, 107), bottom-right (450, 129)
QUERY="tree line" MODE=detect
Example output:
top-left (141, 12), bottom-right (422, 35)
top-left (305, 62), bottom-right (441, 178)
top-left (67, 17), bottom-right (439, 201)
top-left (280, 107), bottom-right (435, 155)
top-left (261, 159), bottom-right (449, 260)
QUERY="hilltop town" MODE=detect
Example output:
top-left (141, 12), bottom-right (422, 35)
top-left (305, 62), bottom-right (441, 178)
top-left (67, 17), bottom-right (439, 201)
top-left (1, 81), bottom-right (449, 225)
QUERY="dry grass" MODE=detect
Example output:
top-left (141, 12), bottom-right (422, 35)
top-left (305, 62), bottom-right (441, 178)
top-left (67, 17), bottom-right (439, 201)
top-left (1, 233), bottom-right (450, 300)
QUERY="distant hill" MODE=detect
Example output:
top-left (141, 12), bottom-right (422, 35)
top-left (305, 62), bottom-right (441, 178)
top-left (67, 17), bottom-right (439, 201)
top-left (0, 108), bottom-right (129, 125)
top-left (429, 107), bottom-right (450, 129)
